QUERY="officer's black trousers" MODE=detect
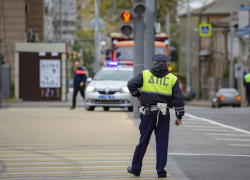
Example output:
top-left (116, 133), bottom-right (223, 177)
top-left (72, 85), bottom-right (85, 107)
top-left (246, 88), bottom-right (250, 106)
top-left (131, 109), bottom-right (170, 177)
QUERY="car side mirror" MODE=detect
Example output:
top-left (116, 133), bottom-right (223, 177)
top-left (87, 77), bottom-right (92, 83)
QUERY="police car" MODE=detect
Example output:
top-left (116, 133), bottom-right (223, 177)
top-left (84, 66), bottom-right (133, 111)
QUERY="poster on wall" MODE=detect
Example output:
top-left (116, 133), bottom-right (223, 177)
top-left (40, 60), bottom-right (61, 88)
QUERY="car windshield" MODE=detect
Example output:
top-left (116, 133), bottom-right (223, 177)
top-left (116, 46), bottom-right (166, 61)
top-left (94, 69), bottom-right (133, 81)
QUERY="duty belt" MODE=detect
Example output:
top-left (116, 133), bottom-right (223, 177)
top-left (138, 103), bottom-right (168, 127)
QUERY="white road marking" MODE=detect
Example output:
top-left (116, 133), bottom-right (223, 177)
top-left (193, 129), bottom-right (233, 132)
top-left (0, 156), bottom-right (156, 161)
top-left (228, 144), bottom-right (250, 147)
top-left (4, 165), bottom-right (155, 170)
top-left (204, 133), bottom-right (250, 136)
top-left (183, 125), bottom-right (223, 128)
top-left (169, 153), bottom-right (250, 157)
top-left (0, 170), bottom-right (158, 175)
top-left (186, 113), bottom-right (250, 135)
top-left (215, 138), bottom-right (250, 141)
top-left (3, 160), bottom-right (156, 165)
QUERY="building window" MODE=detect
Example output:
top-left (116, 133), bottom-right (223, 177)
top-left (25, 4), bottom-right (30, 14)
top-left (222, 34), bottom-right (226, 53)
top-left (213, 32), bottom-right (217, 51)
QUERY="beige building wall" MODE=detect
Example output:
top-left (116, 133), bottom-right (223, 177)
top-left (0, 0), bottom-right (26, 82)
top-left (25, 0), bottom-right (44, 42)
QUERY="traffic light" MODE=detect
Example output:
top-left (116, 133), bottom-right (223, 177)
top-left (120, 11), bottom-right (133, 36)
top-left (133, 0), bottom-right (146, 16)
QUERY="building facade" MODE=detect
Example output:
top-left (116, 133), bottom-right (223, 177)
top-left (0, 0), bottom-right (26, 82)
top-left (179, 0), bottom-right (250, 99)
top-left (44, 0), bottom-right (78, 43)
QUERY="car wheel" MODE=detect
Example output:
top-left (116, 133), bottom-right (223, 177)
top-left (128, 107), bottom-right (133, 112)
top-left (237, 105), bottom-right (241, 108)
top-left (103, 107), bottom-right (110, 111)
top-left (232, 105), bottom-right (236, 108)
top-left (85, 106), bottom-right (95, 111)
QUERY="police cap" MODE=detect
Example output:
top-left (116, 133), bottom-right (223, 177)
top-left (152, 54), bottom-right (170, 62)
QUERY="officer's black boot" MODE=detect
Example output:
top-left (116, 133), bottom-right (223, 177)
top-left (127, 167), bottom-right (140, 177)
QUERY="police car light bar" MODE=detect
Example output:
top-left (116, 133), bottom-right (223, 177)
top-left (106, 61), bottom-right (118, 66)
top-left (106, 61), bottom-right (134, 66)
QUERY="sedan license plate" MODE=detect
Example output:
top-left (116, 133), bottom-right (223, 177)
top-left (99, 95), bottom-right (115, 100)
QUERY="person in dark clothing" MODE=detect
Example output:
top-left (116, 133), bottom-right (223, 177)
top-left (70, 61), bottom-right (87, 110)
top-left (244, 69), bottom-right (250, 106)
top-left (127, 54), bottom-right (184, 178)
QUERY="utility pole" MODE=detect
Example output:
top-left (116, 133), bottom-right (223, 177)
top-left (0, 42), bottom-right (2, 107)
top-left (94, 0), bottom-right (101, 74)
top-left (59, 0), bottom-right (62, 41)
top-left (186, 0), bottom-right (191, 93)
top-left (0, 1), bottom-right (2, 107)
top-left (166, 12), bottom-right (170, 56)
top-left (229, 0), bottom-right (234, 88)
top-left (133, 16), bottom-right (144, 118)
top-left (144, 0), bottom-right (155, 70)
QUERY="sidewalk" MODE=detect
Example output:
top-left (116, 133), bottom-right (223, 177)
top-left (184, 100), bottom-right (211, 107)
top-left (0, 107), bottom-right (179, 179)
top-left (1, 92), bottom-right (84, 108)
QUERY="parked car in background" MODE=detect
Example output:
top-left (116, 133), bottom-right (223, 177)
top-left (85, 67), bottom-right (133, 111)
top-left (211, 88), bottom-right (241, 108)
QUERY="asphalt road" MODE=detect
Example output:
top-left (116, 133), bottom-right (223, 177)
top-left (130, 106), bottom-right (250, 180)
top-left (0, 104), bottom-right (249, 180)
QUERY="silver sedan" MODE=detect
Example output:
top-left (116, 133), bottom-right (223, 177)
top-left (84, 67), bottom-right (133, 111)
top-left (211, 88), bottom-right (241, 108)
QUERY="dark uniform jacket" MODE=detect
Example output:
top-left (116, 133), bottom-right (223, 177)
top-left (127, 65), bottom-right (185, 119)
top-left (73, 67), bottom-right (87, 86)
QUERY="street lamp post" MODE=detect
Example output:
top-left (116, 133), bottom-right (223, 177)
top-left (229, 0), bottom-right (234, 88)
top-left (186, 0), bottom-right (191, 93)
top-left (94, 0), bottom-right (101, 74)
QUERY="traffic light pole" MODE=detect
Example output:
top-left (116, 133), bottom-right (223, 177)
top-left (0, 42), bottom-right (2, 107)
top-left (144, 0), bottom-right (155, 70)
top-left (133, 16), bottom-right (144, 118)
top-left (229, 0), bottom-right (234, 88)
top-left (94, 0), bottom-right (101, 74)
top-left (186, 0), bottom-right (191, 93)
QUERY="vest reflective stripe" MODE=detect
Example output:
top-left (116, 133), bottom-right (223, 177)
top-left (142, 70), bottom-right (177, 96)
top-left (245, 73), bottom-right (250, 83)
top-left (75, 70), bottom-right (86, 74)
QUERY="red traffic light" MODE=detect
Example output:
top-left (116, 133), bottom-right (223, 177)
top-left (121, 11), bottom-right (133, 23)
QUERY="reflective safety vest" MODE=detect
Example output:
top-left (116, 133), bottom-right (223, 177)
top-left (245, 73), bottom-right (250, 83)
top-left (142, 70), bottom-right (178, 96)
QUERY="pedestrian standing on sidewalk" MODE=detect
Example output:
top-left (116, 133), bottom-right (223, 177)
top-left (244, 69), bottom-right (250, 106)
top-left (70, 61), bottom-right (87, 110)
top-left (126, 54), bottom-right (185, 178)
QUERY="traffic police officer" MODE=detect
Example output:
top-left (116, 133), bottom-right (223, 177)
top-left (244, 69), bottom-right (250, 106)
top-left (127, 54), bottom-right (184, 178)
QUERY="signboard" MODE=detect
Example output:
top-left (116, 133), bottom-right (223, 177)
top-left (40, 60), bottom-right (61, 88)
top-left (239, 9), bottom-right (249, 29)
top-left (234, 63), bottom-right (243, 78)
top-left (199, 24), bottom-right (212, 37)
